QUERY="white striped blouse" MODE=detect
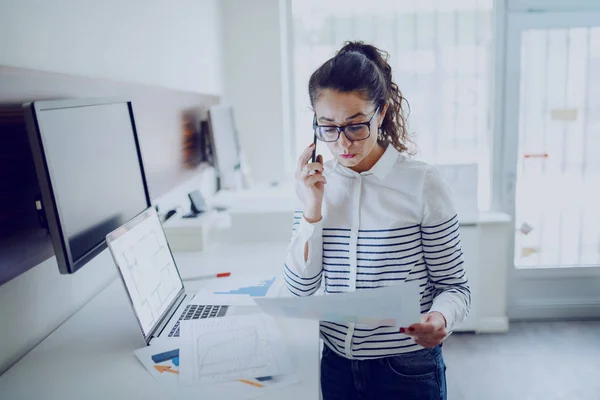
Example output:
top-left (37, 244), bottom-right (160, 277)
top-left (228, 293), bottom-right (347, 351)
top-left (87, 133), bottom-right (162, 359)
top-left (283, 145), bottom-right (471, 360)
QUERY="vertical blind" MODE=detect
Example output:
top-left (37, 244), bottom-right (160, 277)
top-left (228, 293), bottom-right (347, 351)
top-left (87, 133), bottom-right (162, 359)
top-left (290, 0), bottom-right (494, 209)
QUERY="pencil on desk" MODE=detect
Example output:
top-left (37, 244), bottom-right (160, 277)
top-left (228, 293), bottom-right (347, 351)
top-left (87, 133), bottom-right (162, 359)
top-left (185, 272), bottom-right (231, 281)
top-left (238, 379), bottom-right (264, 388)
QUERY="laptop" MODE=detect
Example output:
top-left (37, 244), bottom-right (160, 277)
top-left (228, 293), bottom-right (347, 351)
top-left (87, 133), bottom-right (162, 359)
top-left (106, 207), bottom-right (231, 345)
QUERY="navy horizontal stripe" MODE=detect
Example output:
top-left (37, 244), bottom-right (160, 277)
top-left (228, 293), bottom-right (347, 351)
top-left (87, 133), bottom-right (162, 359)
top-left (428, 261), bottom-right (464, 277)
top-left (286, 287), bottom-right (303, 297)
top-left (293, 216), bottom-right (302, 220)
top-left (421, 225), bottom-right (460, 243)
top-left (323, 261), bottom-right (350, 267)
top-left (286, 279), bottom-right (319, 297)
top-left (408, 272), bottom-right (428, 281)
top-left (321, 334), bottom-right (344, 352)
top-left (323, 248), bottom-right (350, 253)
top-left (421, 233), bottom-right (460, 248)
top-left (325, 289), bottom-right (345, 294)
top-left (422, 215), bottom-right (458, 230)
top-left (359, 224), bottom-right (420, 233)
top-left (356, 269), bottom-right (412, 276)
top-left (356, 243), bottom-right (422, 261)
top-left (283, 268), bottom-right (320, 288)
top-left (323, 241), bottom-right (350, 246)
top-left (357, 256), bottom-right (422, 268)
top-left (358, 231), bottom-right (420, 240)
top-left (323, 255), bottom-right (350, 260)
top-left (356, 277), bottom-right (407, 283)
top-left (320, 325), bottom-right (347, 338)
top-left (321, 334), bottom-right (345, 349)
top-left (431, 272), bottom-right (466, 284)
top-left (409, 266), bottom-right (427, 275)
top-left (422, 242), bottom-right (460, 254)
top-left (357, 247), bottom-right (421, 255)
top-left (356, 251), bottom-right (421, 268)
top-left (423, 248), bottom-right (462, 261)
top-left (323, 234), bottom-right (351, 239)
top-left (321, 321), bottom-right (346, 329)
top-left (324, 269), bottom-right (350, 274)
top-left (420, 300), bottom-right (433, 307)
top-left (325, 276), bottom-right (350, 281)
top-left (284, 264), bottom-right (321, 282)
top-left (426, 252), bottom-right (463, 267)
top-left (327, 283), bottom-right (350, 288)
top-left (323, 228), bottom-right (351, 232)
top-left (321, 329), bottom-right (345, 342)
top-left (433, 278), bottom-right (469, 287)
top-left (357, 236), bottom-right (421, 248)
top-left (421, 219), bottom-right (459, 236)
top-left (283, 274), bottom-right (320, 294)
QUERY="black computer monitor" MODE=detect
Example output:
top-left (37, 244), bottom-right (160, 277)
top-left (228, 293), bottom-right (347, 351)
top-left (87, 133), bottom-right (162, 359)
top-left (207, 105), bottom-right (241, 190)
top-left (23, 98), bottom-right (151, 275)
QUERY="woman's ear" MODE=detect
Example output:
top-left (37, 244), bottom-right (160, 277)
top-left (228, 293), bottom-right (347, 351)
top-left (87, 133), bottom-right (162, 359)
top-left (379, 103), bottom-right (389, 127)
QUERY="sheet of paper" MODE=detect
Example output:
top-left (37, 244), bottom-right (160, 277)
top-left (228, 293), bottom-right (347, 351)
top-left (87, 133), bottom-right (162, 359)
top-left (134, 340), bottom-right (299, 399)
top-left (254, 282), bottom-right (421, 327)
top-left (134, 341), bottom-right (182, 389)
top-left (179, 314), bottom-right (294, 385)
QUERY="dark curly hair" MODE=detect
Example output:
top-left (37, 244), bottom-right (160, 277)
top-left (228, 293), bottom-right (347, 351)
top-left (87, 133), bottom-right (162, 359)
top-left (308, 41), bottom-right (411, 153)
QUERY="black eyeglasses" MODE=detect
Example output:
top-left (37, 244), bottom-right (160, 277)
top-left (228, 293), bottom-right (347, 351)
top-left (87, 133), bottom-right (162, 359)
top-left (313, 107), bottom-right (379, 142)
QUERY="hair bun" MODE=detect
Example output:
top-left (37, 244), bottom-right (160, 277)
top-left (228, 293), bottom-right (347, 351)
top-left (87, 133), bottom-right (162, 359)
top-left (339, 41), bottom-right (372, 58)
top-left (337, 41), bottom-right (390, 79)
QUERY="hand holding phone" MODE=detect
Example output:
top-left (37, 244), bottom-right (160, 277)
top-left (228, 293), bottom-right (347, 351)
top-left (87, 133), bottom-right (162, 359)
top-left (311, 133), bottom-right (318, 163)
top-left (296, 140), bottom-right (326, 223)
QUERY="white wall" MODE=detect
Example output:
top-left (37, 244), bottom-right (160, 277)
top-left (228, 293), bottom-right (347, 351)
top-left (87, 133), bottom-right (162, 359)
top-left (0, 0), bottom-right (223, 375)
top-left (0, 0), bottom-right (222, 95)
top-left (220, 0), bottom-right (291, 185)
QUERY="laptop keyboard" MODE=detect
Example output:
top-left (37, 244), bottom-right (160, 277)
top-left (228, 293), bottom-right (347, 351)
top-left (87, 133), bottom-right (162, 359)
top-left (168, 304), bottom-right (229, 337)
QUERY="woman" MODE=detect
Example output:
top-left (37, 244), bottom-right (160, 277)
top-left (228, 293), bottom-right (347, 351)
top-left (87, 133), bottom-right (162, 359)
top-left (283, 41), bottom-right (471, 400)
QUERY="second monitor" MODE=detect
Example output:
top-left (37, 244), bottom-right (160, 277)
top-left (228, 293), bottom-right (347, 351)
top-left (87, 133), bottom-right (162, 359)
top-left (208, 105), bottom-right (242, 191)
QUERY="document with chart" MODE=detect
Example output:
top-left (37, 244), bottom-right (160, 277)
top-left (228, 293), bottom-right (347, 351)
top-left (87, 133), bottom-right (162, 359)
top-left (179, 314), bottom-right (293, 385)
top-left (254, 282), bottom-right (421, 327)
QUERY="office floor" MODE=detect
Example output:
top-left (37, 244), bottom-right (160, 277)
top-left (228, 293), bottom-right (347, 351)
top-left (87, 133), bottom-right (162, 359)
top-left (443, 320), bottom-right (600, 400)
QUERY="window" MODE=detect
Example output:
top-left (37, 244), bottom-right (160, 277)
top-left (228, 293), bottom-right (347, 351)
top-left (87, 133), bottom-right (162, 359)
top-left (512, 25), bottom-right (600, 267)
top-left (290, 0), bottom-right (494, 210)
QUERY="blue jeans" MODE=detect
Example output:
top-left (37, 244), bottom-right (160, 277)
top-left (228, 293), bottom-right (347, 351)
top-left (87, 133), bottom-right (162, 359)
top-left (320, 345), bottom-right (447, 400)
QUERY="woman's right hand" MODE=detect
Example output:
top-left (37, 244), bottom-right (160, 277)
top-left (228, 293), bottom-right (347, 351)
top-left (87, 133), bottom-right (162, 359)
top-left (295, 143), bottom-right (326, 223)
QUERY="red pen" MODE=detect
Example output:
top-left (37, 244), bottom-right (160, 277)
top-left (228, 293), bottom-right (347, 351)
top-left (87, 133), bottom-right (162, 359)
top-left (185, 272), bottom-right (231, 281)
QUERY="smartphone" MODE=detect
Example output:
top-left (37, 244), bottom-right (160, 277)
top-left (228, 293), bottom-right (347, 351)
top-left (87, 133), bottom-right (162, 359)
top-left (311, 133), bottom-right (318, 163)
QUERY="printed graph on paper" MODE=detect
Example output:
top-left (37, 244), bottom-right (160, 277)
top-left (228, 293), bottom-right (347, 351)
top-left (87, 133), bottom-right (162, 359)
top-left (179, 314), bottom-right (294, 385)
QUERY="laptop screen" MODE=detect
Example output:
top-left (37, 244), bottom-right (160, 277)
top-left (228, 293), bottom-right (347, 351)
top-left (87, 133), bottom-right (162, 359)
top-left (106, 208), bottom-right (184, 338)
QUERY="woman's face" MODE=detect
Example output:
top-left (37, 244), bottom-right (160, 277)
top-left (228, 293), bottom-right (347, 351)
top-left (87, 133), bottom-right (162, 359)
top-left (314, 89), bottom-right (387, 173)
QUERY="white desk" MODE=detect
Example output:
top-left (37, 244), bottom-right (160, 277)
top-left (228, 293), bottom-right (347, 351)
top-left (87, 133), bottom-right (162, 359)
top-left (0, 242), bottom-right (320, 400)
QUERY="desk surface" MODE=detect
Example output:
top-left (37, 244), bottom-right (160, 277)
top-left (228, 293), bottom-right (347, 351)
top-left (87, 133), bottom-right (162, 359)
top-left (0, 242), bottom-right (320, 400)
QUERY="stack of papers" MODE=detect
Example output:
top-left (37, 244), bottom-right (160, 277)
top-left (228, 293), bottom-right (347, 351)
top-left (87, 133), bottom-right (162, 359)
top-left (134, 314), bottom-right (297, 399)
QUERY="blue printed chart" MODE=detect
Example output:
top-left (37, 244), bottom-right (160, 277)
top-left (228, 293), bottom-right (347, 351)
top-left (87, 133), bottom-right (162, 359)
top-left (214, 277), bottom-right (276, 297)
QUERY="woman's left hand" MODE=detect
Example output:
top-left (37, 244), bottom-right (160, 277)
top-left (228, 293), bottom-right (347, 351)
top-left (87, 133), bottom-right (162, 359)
top-left (400, 312), bottom-right (447, 348)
